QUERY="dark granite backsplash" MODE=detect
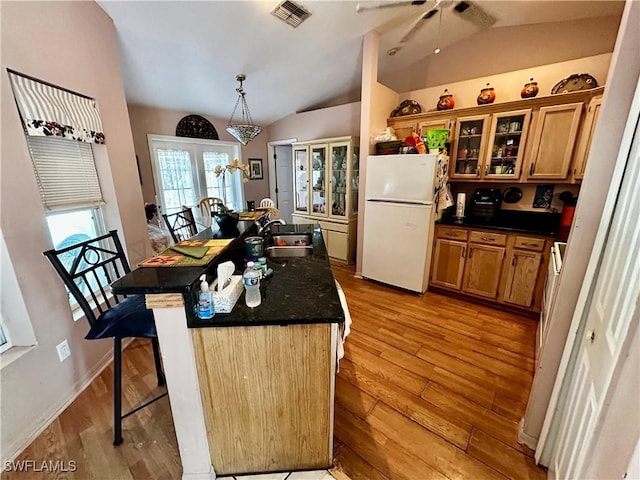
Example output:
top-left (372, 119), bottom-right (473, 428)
top-left (439, 209), bottom-right (561, 236)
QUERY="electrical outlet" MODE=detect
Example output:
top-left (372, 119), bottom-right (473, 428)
top-left (56, 340), bottom-right (71, 362)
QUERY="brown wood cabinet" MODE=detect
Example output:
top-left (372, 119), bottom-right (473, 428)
top-left (431, 224), bottom-right (551, 313)
top-left (192, 323), bottom-right (335, 475)
top-left (389, 88), bottom-right (604, 184)
top-left (524, 102), bottom-right (583, 181)
top-left (571, 96), bottom-right (603, 181)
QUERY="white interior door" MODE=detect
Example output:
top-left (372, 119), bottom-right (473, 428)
top-left (550, 112), bottom-right (640, 479)
top-left (275, 144), bottom-right (293, 223)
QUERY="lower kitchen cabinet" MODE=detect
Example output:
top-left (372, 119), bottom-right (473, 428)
top-left (430, 224), bottom-right (551, 313)
top-left (462, 243), bottom-right (505, 299)
top-left (432, 238), bottom-right (466, 289)
top-left (292, 214), bottom-right (357, 263)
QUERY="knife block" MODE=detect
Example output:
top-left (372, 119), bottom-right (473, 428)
top-left (211, 275), bottom-right (243, 313)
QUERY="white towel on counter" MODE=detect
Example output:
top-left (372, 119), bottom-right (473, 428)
top-left (335, 280), bottom-right (352, 372)
top-left (435, 152), bottom-right (454, 219)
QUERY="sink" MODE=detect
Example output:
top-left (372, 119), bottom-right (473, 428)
top-left (264, 233), bottom-right (313, 258)
top-left (268, 233), bottom-right (312, 247)
top-left (264, 245), bottom-right (313, 258)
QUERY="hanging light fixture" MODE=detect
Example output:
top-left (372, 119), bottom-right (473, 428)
top-left (226, 74), bottom-right (262, 145)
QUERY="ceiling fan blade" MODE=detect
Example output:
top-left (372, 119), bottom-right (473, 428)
top-left (356, 0), bottom-right (427, 13)
top-left (453, 1), bottom-right (497, 28)
top-left (399, 7), bottom-right (437, 43)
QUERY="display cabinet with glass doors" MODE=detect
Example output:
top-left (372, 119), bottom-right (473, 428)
top-left (292, 136), bottom-right (359, 264)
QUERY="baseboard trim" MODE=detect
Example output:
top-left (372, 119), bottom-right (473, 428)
top-left (518, 418), bottom-right (539, 451)
top-left (1, 338), bottom-right (134, 466)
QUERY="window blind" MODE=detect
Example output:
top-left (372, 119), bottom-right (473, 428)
top-left (8, 71), bottom-right (105, 144)
top-left (27, 136), bottom-right (104, 211)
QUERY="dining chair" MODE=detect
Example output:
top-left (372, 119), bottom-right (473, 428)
top-left (162, 206), bottom-right (198, 242)
top-left (43, 230), bottom-right (166, 446)
top-left (259, 198), bottom-right (275, 208)
top-left (197, 197), bottom-right (225, 228)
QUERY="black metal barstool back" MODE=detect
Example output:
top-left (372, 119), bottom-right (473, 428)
top-left (162, 206), bottom-right (197, 243)
top-left (43, 230), bottom-right (166, 445)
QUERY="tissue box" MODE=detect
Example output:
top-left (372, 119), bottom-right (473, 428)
top-left (211, 275), bottom-right (243, 313)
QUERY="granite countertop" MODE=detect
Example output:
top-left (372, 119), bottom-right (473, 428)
top-left (112, 222), bottom-right (344, 328)
top-left (438, 210), bottom-right (561, 237)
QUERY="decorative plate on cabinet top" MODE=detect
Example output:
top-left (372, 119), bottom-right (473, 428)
top-left (176, 115), bottom-right (219, 140)
top-left (551, 73), bottom-right (598, 94)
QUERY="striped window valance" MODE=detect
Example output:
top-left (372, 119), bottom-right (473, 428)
top-left (8, 70), bottom-right (105, 144)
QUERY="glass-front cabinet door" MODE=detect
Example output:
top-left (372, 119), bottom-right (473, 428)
top-left (330, 142), bottom-right (349, 218)
top-left (350, 145), bottom-right (360, 216)
top-left (484, 109), bottom-right (532, 179)
top-left (293, 146), bottom-right (309, 213)
top-left (310, 145), bottom-right (328, 215)
top-left (450, 115), bottom-right (490, 179)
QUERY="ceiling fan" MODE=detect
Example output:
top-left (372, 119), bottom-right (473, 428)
top-left (356, 0), bottom-right (497, 44)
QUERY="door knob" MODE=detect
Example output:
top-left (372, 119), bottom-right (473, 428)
top-left (586, 330), bottom-right (595, 343)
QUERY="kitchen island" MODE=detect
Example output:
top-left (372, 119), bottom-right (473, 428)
top-left (111, 223), bottom-right (344, 480)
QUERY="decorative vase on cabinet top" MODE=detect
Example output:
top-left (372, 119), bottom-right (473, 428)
top-left (437, 89), bottom-right (455, 111)
top-left (477, 83), bottom-right (496, 105)
top-left (521, 78), bottom-right (539, 98)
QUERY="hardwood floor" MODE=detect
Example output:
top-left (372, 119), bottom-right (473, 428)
top-left (3, 263), bottom-right (547, 479)
top-left (331, 263), bottom-right (547, 480)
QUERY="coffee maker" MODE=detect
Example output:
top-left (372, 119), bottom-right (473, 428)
top-left (470, 188), bottom-right (502, 219)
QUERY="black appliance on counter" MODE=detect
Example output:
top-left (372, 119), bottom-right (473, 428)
top-left (470, 188), bottom-right (502, 219)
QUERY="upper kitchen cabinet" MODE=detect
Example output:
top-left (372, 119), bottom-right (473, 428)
top-left (485, 109), bottom-right (532, 180)
top-left (524, 103), bottom-right (583, 181)
top-left (450, 115), bottom-right (491, 179)
top-left (571, 96), bottom-right (602, 181)
top-left (292, 136), bottom-right (359, 263)
top-left (387, 88), bottom-right (604, 184)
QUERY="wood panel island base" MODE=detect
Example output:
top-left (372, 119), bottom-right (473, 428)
top-left (112, 224), bottom-right (344, 479)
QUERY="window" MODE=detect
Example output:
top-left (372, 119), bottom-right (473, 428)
top-left (0, 313), bottom-right (11, 354)
top-left (149, 135), bottom-right (244, 214)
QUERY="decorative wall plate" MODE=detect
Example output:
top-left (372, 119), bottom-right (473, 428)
top-left (502, 187), bottom-right (523, 204)
top-left (551, 73), bottom-right (598, 94)
top-left (176, 115), bottom-right (219, 140)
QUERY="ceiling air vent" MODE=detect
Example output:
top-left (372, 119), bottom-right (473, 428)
top-left (271, 0), bottom-right (311, 28)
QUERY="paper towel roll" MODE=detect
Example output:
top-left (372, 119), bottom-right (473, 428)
top-left (456, 193), bottom-right (466, 218)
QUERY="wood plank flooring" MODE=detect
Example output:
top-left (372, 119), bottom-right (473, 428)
top-left (331, 263), bottom-right (547, 480)
top-left (2, 263), bottom-right (547, 479)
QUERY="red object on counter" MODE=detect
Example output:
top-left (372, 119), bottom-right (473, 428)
top-left (558, 205), bottom-right (575, 241)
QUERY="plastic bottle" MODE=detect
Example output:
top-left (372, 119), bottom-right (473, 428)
top-left (197, 274), bottom-right (215, 319)
top-left (243, 261), bottom-right (261, 308)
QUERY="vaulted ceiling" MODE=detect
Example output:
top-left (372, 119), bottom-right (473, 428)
top-left (98, 1), bottom-right (624, 126)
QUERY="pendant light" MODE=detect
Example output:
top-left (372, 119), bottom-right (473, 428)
top-left (226, 74), bottom-right (262, 145)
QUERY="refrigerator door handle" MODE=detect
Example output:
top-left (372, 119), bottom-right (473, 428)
top-left (366, 198), bottom-right (434, 206)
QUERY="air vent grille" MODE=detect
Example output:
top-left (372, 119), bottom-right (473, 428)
top-left (271, 0), bottom-right (311, 28)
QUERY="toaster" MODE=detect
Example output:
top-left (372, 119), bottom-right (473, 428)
top-left (470, 188), bottom-right (502, 219)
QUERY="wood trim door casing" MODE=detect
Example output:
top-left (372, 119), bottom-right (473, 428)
top-left (192, 323), bottom-right (333, 476)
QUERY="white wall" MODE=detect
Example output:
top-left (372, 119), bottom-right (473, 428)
top-left (128, 105), bottom-right (270, 207)
top-left (1, 1), bottom-right (147, 461)
top-left (267, 102), bottom-right (361, 143)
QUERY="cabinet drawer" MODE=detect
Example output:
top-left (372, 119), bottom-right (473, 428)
top-left (513, 236), bottom-right (545, 251)
top-left (469, 231), bottom-right (507, 246)
top-left (437, 226), bottom-right (469, 241)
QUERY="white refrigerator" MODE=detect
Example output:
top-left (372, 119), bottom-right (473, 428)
top-left (361, 154), bottom-right (438, 293)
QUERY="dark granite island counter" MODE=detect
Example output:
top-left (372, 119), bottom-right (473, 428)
top-left (112, 223), bottom-right (344, 479)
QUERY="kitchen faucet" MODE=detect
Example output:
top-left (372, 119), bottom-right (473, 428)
top-left (256, 218), bottom-right (286, 235)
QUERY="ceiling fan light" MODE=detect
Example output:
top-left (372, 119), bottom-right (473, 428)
top-left (434, 47), bottom-right (441, 54)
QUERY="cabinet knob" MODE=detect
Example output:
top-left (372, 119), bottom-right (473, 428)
top-left (468, 247), bottom-right (473, 258)
top-left (461, 247), bottom-right (466, 258)
top-left (512, 255), bottom-right (516, 266)
top-left (529, 163), bottom-right (535, 175)
top-left (481, 236), bottom-right (494, 241)
top-left (586, 330), bottom-right (595, 343)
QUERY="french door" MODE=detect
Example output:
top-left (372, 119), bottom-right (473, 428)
top-left (148, 135), bottom-right (242, 214)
